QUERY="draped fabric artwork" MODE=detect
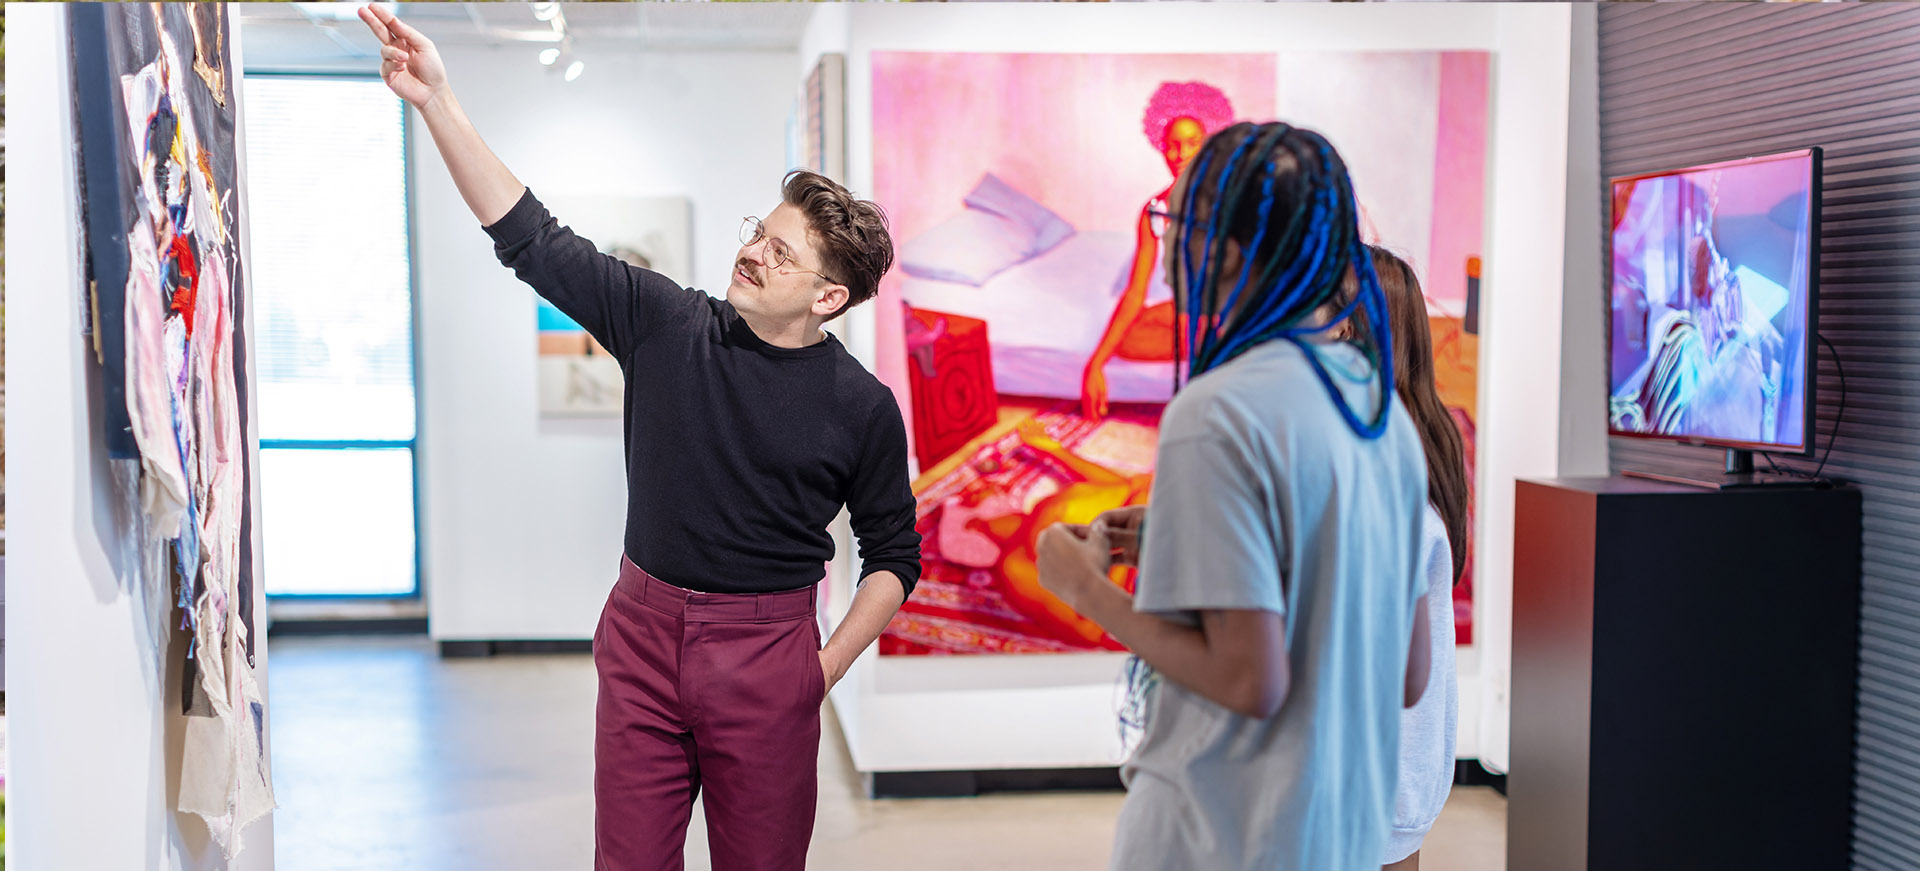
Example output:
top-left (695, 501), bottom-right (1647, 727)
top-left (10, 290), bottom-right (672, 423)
top-left (69, 2), bottom-right (273, 853)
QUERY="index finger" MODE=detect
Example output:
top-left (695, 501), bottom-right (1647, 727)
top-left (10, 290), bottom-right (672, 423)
top-left (358, 5), bottom-right (394, 45)
top-left (375, 4), bottom-right (431, 46)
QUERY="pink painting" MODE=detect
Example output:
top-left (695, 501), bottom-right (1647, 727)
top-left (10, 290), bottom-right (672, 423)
top-left (872, 51), bottom-right (1489, 654)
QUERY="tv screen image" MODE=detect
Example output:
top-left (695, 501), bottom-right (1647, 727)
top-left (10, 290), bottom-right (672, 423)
top-left (1608, 148), bottom-right (1819, 454)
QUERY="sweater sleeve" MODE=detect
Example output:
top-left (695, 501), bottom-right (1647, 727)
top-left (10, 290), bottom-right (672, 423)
top-left (846, 392), bottom-right (924, 598)
top-left (483, 188), bottom-right (696, 361)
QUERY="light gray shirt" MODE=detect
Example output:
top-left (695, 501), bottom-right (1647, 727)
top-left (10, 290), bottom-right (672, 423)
top-left (1113, 340), bottom-right (1427, 871)
top-left (1385, 505), bottom-right (1459, 864)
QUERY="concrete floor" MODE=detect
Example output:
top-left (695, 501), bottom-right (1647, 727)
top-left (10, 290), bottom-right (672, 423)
top-left (267, 636), bottom-right (1505, 870)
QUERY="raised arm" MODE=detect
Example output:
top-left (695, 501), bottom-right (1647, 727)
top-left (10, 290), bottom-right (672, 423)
top-left (362, 5), bottom-right (697, 361)
top-left (360, 4), bottom-right (523, 225)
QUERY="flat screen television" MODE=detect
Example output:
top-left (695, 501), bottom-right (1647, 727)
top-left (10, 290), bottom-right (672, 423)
top-left (1607, 147), bottom-right (1821, 457)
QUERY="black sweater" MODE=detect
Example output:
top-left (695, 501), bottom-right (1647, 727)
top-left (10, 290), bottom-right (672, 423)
top-left (486, 189), bottom-right (922, 597)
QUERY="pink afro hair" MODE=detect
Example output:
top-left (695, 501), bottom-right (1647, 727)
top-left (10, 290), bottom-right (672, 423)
top-left (1142, 81), bottom-right (1236, 149)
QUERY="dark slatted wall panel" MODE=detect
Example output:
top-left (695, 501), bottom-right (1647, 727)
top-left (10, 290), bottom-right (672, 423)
top-left (1599, 6), bottom-right (1920, 868)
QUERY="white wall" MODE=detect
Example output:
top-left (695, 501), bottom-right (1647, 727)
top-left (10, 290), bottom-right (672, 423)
top-left (6, 5), bottom-right (274, 868)
top-left (414, 44), bottom-right (801, 640)
top-left (798, 3), bottom-right (852, 91)
top-left (1559, 5), bottom-right (1611, 483)
top-left (815, 1), bottom-right (1596, 774)
top-left (1469, 2), bottom-right (1610, 775)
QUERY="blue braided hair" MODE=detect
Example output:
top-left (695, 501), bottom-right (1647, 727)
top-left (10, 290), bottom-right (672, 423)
top-left (1119, 123), bottom-right (1395, 753)
top-left (1170, 121), bottom-right (1395, 438)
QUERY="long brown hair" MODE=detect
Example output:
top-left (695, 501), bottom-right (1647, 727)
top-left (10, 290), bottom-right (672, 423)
top-left (1365, 246), bottom-right (1470, 584)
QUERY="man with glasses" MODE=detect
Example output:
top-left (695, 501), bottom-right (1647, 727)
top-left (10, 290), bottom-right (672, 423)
top-left (361, 7), bottom-right (920, 870)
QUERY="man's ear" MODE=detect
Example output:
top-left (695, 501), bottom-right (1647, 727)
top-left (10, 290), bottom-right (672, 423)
top-left (815, 283), bottom-right (851, 317)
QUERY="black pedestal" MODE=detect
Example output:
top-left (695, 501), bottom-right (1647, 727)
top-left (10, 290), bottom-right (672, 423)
top-left (1510, 477), bottom-right (1861, 871)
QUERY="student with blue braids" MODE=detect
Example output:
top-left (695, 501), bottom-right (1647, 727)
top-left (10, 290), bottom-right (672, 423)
top-left (1035, 122), bottom-right (1432, 870)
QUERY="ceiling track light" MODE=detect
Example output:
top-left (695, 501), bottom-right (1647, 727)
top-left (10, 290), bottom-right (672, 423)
top-left (538, 32), bottom-right (574, 71)
top-left (525, 3), bottom-right (578, 79)
top-left (531, 4), bottom-right (570, 67)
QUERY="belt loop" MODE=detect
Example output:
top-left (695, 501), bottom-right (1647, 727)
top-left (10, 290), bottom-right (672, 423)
top-left (755, 593), bottom-right (771, 622)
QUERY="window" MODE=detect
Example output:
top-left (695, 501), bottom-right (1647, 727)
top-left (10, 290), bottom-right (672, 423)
top-left (242, 76), bottom-right (417, 597)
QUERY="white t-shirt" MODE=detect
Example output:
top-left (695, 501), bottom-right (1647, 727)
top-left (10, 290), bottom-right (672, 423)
top-left (1113, 340), bottom-right (1428, 871)
top-left (1384, 505), bottom-right (1460, 864)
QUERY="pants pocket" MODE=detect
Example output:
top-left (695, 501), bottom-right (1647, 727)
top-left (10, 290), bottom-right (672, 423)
top-left (808, 618), bottom-right (829, 707)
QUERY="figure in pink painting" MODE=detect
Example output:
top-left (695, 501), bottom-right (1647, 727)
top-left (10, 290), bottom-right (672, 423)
top-left (1078, 81), bottom-right (1392, 424)
top-left (1079, 81), bottom-right (1235, 421)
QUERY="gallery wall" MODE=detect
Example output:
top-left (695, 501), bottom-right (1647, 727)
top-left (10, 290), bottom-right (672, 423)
top-left (410, 44), bottom-right (799, 642)
top-left (5, 5), bottom-right (276, 869)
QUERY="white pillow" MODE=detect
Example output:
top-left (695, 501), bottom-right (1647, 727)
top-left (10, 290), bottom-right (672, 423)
top-left (899, 173), bottom-right (1075, 286)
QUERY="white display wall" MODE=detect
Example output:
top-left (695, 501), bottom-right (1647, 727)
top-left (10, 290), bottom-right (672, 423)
top-left (809, 1), bottom-right (1607, 777)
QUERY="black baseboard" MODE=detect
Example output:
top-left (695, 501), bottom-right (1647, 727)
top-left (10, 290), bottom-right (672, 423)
top-left (869, 760), bottom-right (1502, 800)
top-left (1454, 759), bottom-right (1507, 795)
top-left (437, 639), bottom-right (593, 658)
top-left (269, 618), bottom-right (428, 637)
top-left (869, 767), bottom-right (1124, 799)
top-left (438, 640), bottom-right (494, 657)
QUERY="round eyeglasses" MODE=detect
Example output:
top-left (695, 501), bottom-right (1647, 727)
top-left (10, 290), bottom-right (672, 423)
top-left (739, 216), bottom-right (838, 284)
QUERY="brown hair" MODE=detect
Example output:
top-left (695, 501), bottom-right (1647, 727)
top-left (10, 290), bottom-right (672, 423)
top-left (1365, 246), bottom-right (1471, 584)
top-left (781, 170), bottom-right (894, 321)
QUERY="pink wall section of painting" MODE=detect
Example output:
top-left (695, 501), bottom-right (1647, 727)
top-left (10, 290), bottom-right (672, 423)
top-left (871, 51), bottom-right (1488, 655)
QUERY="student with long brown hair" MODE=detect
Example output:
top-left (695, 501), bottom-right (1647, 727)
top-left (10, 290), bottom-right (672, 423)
top-left (1357, 245), bottom-right (1469, 871)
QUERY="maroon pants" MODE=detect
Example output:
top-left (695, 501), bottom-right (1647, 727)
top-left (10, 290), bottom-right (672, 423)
top-left (593, 556), bottom-right (825, 871)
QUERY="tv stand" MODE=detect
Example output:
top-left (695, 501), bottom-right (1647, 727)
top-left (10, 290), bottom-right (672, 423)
top-left (1510, 477), bottom-right (1861, 870)
top-left (1621, 448), bottom-right (1830, 490)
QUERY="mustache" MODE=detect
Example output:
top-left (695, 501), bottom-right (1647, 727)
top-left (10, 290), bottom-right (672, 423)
top-left (735, 258), bottom-right (761, 285)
